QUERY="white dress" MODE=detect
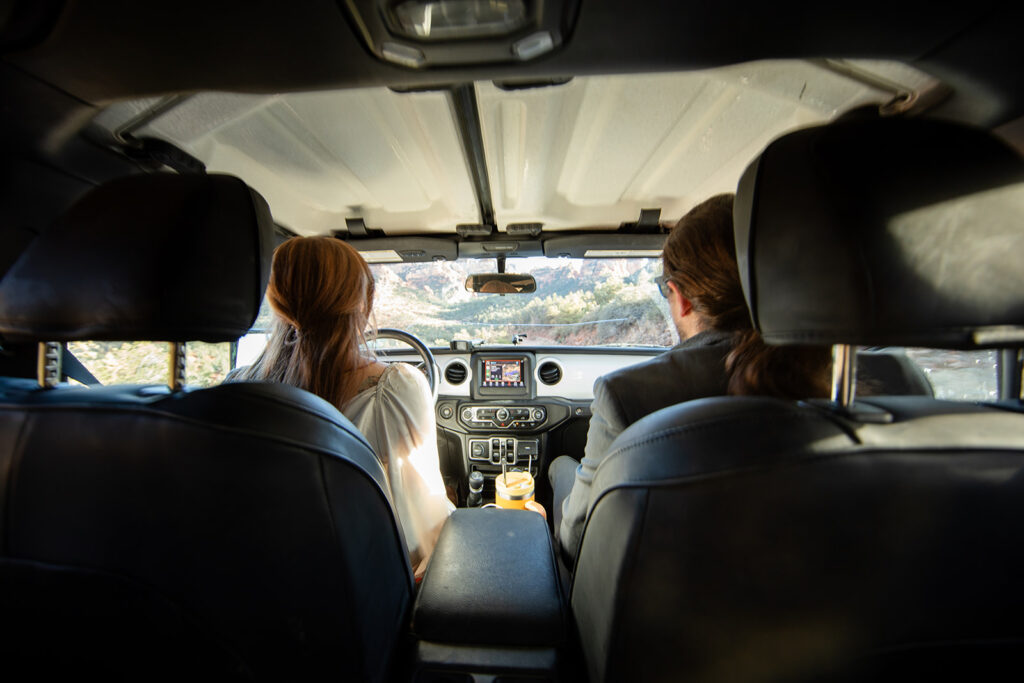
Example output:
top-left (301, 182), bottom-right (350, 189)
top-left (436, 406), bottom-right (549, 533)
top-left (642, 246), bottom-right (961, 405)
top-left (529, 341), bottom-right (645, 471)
top-left (342, 362), bottom-right (454, 579)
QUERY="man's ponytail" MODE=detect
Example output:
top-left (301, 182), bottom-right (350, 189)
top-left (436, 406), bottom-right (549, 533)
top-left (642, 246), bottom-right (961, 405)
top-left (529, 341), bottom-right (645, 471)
top-left (664, 194), bottom-right (831, 400)
top-left (725, 329), bottom-right (831, 398)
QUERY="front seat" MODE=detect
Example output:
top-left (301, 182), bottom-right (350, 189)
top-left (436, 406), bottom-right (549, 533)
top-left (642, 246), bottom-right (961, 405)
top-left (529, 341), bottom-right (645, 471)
top-left (0, 174), bottom-right (413, 681)
top-left (570, 117), bottom-right (1024, 682)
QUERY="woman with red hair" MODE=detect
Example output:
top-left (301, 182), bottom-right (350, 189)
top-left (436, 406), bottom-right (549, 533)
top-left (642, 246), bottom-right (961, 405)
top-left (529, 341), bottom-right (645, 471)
top-left (238, 236), bottom-right (452, 578)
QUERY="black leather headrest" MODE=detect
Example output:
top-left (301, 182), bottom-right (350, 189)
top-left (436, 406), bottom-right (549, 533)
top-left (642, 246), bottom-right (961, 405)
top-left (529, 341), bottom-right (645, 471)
top-left (0, 173), bottom-right (273, 343)
top-left (735, 118), bottom-right (1024, 349)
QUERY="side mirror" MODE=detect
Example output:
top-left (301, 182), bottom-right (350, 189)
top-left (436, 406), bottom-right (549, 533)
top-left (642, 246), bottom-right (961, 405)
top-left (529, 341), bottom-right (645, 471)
top-left (465, 273), bottom-right (537, 294)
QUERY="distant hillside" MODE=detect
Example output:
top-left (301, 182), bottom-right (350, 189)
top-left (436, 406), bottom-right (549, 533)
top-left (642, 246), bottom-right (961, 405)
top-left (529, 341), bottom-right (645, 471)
top-left (370, 258), bottom-right (675, 347)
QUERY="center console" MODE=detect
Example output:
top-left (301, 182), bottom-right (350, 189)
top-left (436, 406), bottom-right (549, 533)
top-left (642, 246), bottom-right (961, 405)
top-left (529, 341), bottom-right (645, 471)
top-left (435, 351), bottom-right (574, 502)
top-left (460, 404), bottom-right (547, 430)
top-left (412, 508), bottom-right (568, 679)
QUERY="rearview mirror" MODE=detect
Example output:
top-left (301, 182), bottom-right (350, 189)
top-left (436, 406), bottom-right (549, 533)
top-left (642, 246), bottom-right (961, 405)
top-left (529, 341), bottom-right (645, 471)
top-left (465, 273), bottom-right (537, 294)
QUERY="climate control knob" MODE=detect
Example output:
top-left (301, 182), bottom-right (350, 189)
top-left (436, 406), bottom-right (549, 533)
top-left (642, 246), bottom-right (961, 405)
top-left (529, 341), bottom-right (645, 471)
top-left (462, 408), bottom-right (474, 421)
top-left (532, 408), bottom-right (545, 421)
top-left (495, 407), bottom-right (510, 421)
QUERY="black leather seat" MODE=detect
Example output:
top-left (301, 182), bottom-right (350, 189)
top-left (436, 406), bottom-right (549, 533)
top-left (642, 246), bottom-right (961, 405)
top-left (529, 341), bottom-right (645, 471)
top-left (0, 174), bottom-right (413, 681)
top-left (570, 118), bottom-right (1024, 682)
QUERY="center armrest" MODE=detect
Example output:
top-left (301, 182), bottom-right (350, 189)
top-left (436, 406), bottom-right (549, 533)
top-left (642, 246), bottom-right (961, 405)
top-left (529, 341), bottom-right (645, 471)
top-left (412, 508), bottom-right (567, 647)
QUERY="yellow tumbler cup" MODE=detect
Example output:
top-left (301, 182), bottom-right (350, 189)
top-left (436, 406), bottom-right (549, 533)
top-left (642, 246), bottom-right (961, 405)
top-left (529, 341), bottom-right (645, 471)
top-left (494, 470), bottom-right (535, 510)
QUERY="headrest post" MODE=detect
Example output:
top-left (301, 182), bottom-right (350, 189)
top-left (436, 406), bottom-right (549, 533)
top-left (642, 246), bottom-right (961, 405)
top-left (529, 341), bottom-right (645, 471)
top-left (998, 348), bottom-right (1023, 401)
top-left (831, 344), bottom-right (857, 408)
top-left (169, 342), bottom-right (186, 391)
top-left (37, 342), bottom-right (62, 389)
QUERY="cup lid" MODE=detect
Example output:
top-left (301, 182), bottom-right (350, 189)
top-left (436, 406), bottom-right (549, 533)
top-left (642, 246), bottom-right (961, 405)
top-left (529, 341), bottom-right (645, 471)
top-left (496, 470), bottom-right (534, 495)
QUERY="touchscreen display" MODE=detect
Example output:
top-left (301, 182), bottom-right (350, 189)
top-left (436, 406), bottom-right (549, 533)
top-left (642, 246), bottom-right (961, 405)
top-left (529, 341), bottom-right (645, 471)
top-left (482, 359), bottom-right (525, 388)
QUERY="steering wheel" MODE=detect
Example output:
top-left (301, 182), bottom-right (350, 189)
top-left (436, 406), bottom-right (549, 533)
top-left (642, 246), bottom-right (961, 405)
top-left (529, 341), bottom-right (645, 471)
top-left (365, 328), bottom-right (439, 402)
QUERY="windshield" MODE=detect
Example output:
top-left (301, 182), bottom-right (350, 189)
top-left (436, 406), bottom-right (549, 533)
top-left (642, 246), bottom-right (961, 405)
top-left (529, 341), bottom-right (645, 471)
top-left (368, 257), bottom-right (674, 348)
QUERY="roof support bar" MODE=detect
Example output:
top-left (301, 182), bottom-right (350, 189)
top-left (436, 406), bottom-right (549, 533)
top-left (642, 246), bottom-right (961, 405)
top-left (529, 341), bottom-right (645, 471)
top-left (112, 94), bottom-right (192, 145)
top-left (449, 84), bottom-right (496, 229)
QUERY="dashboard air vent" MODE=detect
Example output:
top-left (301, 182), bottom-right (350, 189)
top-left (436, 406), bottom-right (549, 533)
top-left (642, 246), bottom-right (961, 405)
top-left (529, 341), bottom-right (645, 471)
top-left (538, 361), bottom-right (562, 386)
top-left (444, 361), bottom-right (468, 385)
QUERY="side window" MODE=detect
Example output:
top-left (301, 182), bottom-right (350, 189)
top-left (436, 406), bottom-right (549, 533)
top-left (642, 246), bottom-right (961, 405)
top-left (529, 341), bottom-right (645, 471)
top-left (64, 295), bottom-right (269, 387)
top-left (235, 333), bottom-right (268, 369)
top-left (67, 341), bottom-right (233, 388)
top-left (904, 348), bottom-right (998, 401)
top-left (233, 296), bottom-right (274, 370)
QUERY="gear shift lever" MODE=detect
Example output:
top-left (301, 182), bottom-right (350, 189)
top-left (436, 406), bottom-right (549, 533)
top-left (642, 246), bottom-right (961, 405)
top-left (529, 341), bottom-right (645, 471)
top-left (467, 471), bottom-right (484, 507)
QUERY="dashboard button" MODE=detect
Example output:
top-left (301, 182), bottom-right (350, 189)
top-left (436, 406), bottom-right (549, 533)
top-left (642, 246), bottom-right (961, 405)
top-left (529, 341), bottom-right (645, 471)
top-left (470, 442), bottom-right (485, 458)
top-left (462, 408), bottom-right (473, 421)
top-left (439, 404), bottom-right (453, 419)
top-left (517, 440), bottom-right (538, 456)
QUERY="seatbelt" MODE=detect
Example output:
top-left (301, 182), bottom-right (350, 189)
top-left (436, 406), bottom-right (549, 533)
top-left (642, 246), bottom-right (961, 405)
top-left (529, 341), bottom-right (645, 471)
top-left (61, 346), bottom-right (101, 386)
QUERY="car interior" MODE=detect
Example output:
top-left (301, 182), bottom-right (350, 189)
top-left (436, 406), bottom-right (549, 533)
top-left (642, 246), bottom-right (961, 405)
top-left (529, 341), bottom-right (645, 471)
top-left (1, 1), bottom-right (1023, 681)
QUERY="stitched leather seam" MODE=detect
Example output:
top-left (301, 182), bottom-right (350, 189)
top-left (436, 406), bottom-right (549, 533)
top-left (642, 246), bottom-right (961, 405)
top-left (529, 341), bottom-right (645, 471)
top-left (0, 402), bottom-right (393, 508)
top-left (1, 394), bottom-right (369, 456)
top-left (206, 385), bottom-right (374, 449)
top-left (596, 447), bottom-right (1023, 494)
top-left (315, 455), bottom-right (408, 677)
top-left (316, 454), bottom-right (411, 591)
top-left (605, 409), bottom-right (833, 460)
top-left (602, 488), bottom-right (647, 681)
top-left (539, 516), bottom-right (569, 644)
top-left (0, 387), bottom-right (351, 437)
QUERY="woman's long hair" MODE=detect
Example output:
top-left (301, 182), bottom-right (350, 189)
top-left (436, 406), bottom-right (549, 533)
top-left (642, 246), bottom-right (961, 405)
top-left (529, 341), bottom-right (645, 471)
top-left (663, 194), bottom-right (831, 398)
top-left (239, 236), bottom-right (376, 408)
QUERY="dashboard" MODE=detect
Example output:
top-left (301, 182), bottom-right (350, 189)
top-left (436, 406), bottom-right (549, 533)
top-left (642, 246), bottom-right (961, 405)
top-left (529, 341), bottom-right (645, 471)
top-left (380, 345), bottom-right (662, 506)
top-left (432, 348), bottom-right (660, 399)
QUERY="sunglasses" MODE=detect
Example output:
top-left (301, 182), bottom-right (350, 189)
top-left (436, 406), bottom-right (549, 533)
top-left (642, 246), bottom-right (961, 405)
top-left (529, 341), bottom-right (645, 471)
top-left (655, 274), bottom-right (671, 298)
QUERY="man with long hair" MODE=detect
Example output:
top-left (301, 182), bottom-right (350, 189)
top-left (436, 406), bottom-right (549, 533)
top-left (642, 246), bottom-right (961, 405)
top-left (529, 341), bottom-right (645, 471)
top-left (549, 194), bottom-right (928, 562)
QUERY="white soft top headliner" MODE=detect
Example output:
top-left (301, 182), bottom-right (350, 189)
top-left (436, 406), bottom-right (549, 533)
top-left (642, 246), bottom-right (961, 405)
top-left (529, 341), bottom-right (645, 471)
top-left (96, 59), bottom-right (940, 236)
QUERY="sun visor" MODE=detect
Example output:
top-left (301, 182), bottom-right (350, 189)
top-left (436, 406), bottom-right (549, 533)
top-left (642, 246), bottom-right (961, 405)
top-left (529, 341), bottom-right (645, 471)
top-left (542, 234), bottom-right (666, 259)
top-left (347, 237), bottom-right (458, 263)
